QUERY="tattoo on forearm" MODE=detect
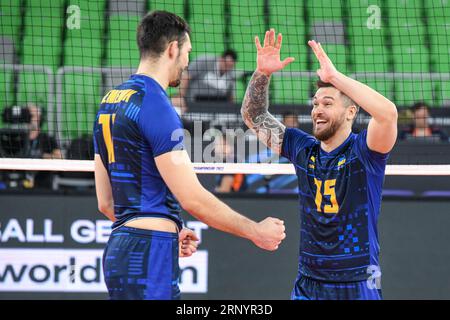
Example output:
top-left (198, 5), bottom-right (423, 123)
top-left (241, 71), bottom-right (285, 153)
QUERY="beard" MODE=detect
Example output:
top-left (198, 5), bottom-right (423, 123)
top-left (169, 60), bottom-right (186, 88)
top-left (313, 114), bottom-right (346, 141)
top-left (168, 78), bottom-right (181, 88)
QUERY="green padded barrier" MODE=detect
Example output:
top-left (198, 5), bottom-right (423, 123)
top-left (189, 1), bottom-right (225, 58)
top-left (148, 0), bottom-right (185, 17)
top-left (64, 38), bottom-right (103, 67)
top-left (389, 21), bottom-right (427, 47)
top-left (434, 79), bottom-right (450, 107)
top-left (311, 44), bottom-right (348, 74)
top-left (385, 0), bottom-right (423, 22)
top-left (395, 79), bottom-right (434, 107)
top-left (425, 0), bottom-right (450, 23)
top-left (307, 0), bottom-right (343, 21)
top-left (0, 71), bottom-right (15, 122)
top-left (351, 44), bottom-right (389, 72)
top-left (392, 45), bottom-right (430, 72)
top-left (106, 15), bottom-right (141, 66)
top-left (16, 72), bottom-right (50, 116)
top-left (272, 74), bottom-right (312, 105)
top-left (61, 72), bottom-right (102, 139)
top-left (0, 0), bottom-right (22, 43)
top-left (429, 23), bottom-right (450, 72)
top-left (270, 1), bottom-right (307, 71)
top-left (230, 0), bottom-right (265, 72)
top-left (358, 78), bottom-right (394, 101)
top-left (22, 0), bottom-right (65, 69)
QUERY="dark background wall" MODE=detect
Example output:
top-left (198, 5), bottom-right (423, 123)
top-left (0, 193), bottom-right (449, 299)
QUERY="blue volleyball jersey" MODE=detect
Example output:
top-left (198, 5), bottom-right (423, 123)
top-left (281, 128), bottom-right (389, 282)
top-left (93, 74), bottom-right (185, 230)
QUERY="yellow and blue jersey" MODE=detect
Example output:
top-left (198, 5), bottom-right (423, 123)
top-left (93, 74), bottom-right (184, 231)
top-left (282, 128), bottom-right (389, 282)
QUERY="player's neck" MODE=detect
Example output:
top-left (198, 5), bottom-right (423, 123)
top-left (320, 128), bottom-right (352, 153)
top-left (136, 61), bottom-right (169, 89)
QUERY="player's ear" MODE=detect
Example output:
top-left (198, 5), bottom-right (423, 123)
top-left (347, 105), bottom-right (358, 122)
top-left (167, 41), bottom-right (179, 60)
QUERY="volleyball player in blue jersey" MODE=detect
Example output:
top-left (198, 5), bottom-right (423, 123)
top-left (241, 29), bottom-right (398, 300)
top-left (93, 12), bottom-right (286, 300)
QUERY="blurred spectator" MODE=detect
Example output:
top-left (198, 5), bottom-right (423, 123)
top-left (27, 104), bottom-right (63, 188)
top-left (27, 104), bottom-right (63, 159)
top-left (214, 133), bottom-right (247, 193)
top-left (282, 111), bottom-right (299, 128)
top-left (172, 49), bottom-right (238, 112)
top-left (0, 104), bottom-right (62, 189)
top-left (399, 102), bottom-right (449, 142)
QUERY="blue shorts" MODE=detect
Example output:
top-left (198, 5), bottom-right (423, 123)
top-left (291, 275), bottom-right (382, 300)
top-left (102, 226), bottom-right (180, 300)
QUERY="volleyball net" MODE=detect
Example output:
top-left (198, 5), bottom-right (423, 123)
top-left (0, 0), bottom-right (449, 184)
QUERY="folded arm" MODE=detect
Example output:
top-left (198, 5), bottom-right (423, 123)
top-left (330, 72), bottom-right (398, 153)
top-left (308, 40), bottom-right (398, 153)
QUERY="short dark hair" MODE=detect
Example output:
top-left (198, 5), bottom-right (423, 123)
top-left (137, 10), bottom-right (191, 60)
top-left (222, 49), bottom-right (238, 61)
top-left (316, 80), bottom-right (359, 110)
top-left (411, 101), bottom-right (429, 112)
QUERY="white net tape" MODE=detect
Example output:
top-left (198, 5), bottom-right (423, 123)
top-left (0, 158), bottom-right (449, 175)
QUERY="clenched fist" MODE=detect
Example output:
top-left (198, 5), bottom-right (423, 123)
top-left (251, 217), bottom-right (286, 251)
top-left (179, 228), bottom-right (199, 258)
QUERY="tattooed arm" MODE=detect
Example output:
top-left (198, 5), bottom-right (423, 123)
top-left (241, 71), bottom-right (286, 154)
top-left (241, 28), bottom-right (294, 154)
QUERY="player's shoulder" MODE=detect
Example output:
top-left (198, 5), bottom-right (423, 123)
top-left (351, 129), bottom-right (390, 164)
top-left (136, 77), bottom-right (170, 108)
top-left (140, 89), bottom-right (172, 115)
top-left (349, 129), bottom-right (370, 153)
top-left (282, 128), bottom-right (317, 160)
top-left (137, 80), bottom-right (180, 128)
top-left (350, 129), bottom-right (367, 144)
top-left (285, 127), bottom-right (317, 146)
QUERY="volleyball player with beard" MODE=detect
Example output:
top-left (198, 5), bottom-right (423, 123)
top-left (93, 12), bottom-right (286, 300)
top-left (241, 29), bottom-right (398, 300)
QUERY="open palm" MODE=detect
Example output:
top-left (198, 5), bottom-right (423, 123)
top-left (308, 40), bottom-right (338, 83)
top-left (256, 29), bottom-right (295, 76)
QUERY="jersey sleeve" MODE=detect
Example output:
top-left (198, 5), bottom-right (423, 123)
top-left (138, 95), bottom-right (185, 157)
top-left (353, 129), bottom-right (390, 175)
top-left (92, 115), bottom-right (100, 154)
top-left (93, 133), bottom-right (99, 154)
top-left (281, 128), bottom-right (316, 162)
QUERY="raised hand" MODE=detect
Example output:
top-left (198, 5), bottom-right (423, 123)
top-left (179, 228), bottom-right (199, 258)
top-left (308, 40), bottom-right (339, 83)
top-left (251, 217), bottom-right (286, 251)
top-left (255, 28), bottom-right (295, 76)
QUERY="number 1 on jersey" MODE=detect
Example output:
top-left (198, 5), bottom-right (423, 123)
top-left (314, 178), bottom-right (339, 214)
top-left (98, 114), bottom-right (116, 164)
